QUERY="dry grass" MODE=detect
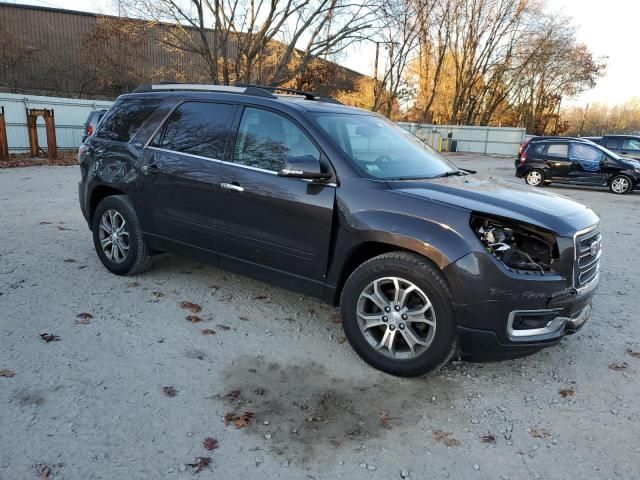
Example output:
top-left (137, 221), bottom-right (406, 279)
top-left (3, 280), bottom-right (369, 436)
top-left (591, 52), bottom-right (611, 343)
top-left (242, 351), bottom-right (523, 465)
top-left (0, 151), bottom-right (78, 168)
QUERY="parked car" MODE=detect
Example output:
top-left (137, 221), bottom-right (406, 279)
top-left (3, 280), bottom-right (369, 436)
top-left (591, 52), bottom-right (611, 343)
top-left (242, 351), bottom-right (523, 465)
top-left (515, 136), bottom-right (596, 165)
top-left (584, 135), bottom-right (640, 161)
top-left (81, 109), bottom-right (107, 142)
top-left (78, 84), bottom-right (600, 377)
top-left (516, 137), bottom-right (640, 194)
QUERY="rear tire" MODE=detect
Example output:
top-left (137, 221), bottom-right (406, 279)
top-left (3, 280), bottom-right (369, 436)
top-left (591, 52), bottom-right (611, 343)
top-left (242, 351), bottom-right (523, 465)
top-left (92, 195), bottom-right (153, 275)
top-left (524, 169), bottom-right (545, 187)
top-left (609, 174), bottom-right (633, 194)
top-left (340, 252), bottom-right (456, 377)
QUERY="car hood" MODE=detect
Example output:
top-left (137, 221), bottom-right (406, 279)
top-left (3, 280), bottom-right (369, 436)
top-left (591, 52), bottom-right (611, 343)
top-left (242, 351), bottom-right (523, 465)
top-left (388, 175), bottom-right (599, 236)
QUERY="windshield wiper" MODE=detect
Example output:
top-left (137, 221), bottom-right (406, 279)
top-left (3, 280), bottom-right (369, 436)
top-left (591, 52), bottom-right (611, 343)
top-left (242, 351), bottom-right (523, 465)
top-left (433, 170), bottom-right (465, 178)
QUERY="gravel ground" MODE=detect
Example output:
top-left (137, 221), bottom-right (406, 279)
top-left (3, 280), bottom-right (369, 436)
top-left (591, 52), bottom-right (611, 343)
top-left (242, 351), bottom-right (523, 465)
top-left (1, 154), bottom-right (639, 480)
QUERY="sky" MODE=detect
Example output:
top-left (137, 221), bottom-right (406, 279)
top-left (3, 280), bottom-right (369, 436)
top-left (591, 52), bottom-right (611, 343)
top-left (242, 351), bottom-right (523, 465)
top-left (7, 0), bottom-right (639, 106)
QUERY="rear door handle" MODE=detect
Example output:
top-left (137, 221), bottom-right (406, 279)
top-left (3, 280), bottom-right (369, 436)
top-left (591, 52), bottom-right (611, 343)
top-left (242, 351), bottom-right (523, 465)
top-left (220, 182), bottom-right (244, 192)
top-left (141, 163), bottom-right (161, 175)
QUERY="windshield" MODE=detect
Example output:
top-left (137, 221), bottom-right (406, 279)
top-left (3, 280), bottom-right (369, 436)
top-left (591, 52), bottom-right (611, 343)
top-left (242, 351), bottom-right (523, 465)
top-left (312, 113), bottom-right (459, 180)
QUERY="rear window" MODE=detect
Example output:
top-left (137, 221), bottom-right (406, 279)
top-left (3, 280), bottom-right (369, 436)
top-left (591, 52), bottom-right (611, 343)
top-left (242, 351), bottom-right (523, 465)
top-left (96, 99), bottom-right (161, 143)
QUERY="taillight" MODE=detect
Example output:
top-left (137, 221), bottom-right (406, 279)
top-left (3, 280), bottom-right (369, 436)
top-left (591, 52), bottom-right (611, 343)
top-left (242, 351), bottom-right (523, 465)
top-left (78, 143), bottom-right (89, 164)
top-left (520, 150), bottom-right (528, 166)
top-left (518, 140), bottom-right (530, 156)
top-left (86, 125), bottom-right (94, 136)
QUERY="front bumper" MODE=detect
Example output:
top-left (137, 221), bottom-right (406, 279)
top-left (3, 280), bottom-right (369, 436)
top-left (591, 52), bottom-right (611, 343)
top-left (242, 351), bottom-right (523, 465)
top-left (444, 251), bottom-right (598, 359)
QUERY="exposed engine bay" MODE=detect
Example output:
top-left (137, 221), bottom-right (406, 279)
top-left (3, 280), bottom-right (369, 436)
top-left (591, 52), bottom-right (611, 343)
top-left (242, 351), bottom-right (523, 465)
top-left (471, 216), bottom-right (556, 273)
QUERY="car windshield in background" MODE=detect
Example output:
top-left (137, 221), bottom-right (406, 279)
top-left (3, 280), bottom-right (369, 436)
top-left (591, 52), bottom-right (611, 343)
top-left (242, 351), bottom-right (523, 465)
top-left (312, 113), bottom-right (458, 180)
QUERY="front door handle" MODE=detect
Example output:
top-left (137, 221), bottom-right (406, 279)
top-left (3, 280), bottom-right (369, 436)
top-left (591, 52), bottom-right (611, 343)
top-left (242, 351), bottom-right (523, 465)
top-left (220, 182), bottom-right (244, 192)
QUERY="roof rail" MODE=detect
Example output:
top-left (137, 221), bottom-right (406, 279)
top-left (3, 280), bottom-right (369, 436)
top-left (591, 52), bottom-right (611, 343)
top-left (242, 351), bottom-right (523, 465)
top-left (235, 84), bottom-right (343, 105)
top-left (132, 83), bottom-right (276, 99)
top-left (131, 83), bottom-right (342, 104)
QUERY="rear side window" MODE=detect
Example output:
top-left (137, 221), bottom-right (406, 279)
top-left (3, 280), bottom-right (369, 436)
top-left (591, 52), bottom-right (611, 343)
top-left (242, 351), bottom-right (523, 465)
top-left (546, 143), bottom-right (568, 158)
top-left (605, 138), bottom-right (620, 149)
top-left (154, 102), bottom-right (235, 160)
top-left (96, 99), bottom-right (161, 143)
top-left (233, 107), bottom-right (320, 172)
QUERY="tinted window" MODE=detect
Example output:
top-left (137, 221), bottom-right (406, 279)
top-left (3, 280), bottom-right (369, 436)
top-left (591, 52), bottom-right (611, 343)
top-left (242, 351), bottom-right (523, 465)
top-left (570, 143), bottom-right (604, 172)
top-left (96, 99), bottom-right (161, 142)
top-left (605, 138), bottom-right (620, 149)
top-left (622, 138), bottom-right (640, 151)
top-left (546, 143), bottom-right (568, 158)
top-left (530, 143), bottom-right (545, 154)
top-left (155, 102), bottom-right (234, 159)
top-left (233, 107), bottom-right (320, 172)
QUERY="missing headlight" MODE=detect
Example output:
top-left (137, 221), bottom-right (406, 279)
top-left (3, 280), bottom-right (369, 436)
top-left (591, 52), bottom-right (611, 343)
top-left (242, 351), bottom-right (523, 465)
top-left (471, 215), bottom-right (556, 273)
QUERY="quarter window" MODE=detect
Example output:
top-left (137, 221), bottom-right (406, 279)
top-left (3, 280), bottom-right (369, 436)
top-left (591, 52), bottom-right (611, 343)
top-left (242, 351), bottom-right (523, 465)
top-left (546, 144), bottom-right (568, 158)
top-left (96, 99), bottom-right (161, 143)
top-left (233, 107), bottom-right (320, 172)
top-left (154, 102), bottom-right (234, 159)
top-left (605, 138), bottom-right (619, 149)
top-left (622, 138), bottom-right (640, 151)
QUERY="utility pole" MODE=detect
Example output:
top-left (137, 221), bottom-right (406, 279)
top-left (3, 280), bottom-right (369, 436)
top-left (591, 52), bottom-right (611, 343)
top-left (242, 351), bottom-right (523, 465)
top-left (373, 41), bottom-right (380, 109)
top-left (579, 103), bottom-right (589, 137)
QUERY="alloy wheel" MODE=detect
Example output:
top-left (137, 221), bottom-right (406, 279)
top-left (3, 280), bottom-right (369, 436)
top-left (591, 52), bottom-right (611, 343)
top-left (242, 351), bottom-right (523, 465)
top-left (611, 177), bottom-right (630, 194)
top-left (526, 170), bottom-right (542, 186)
top-left (98, 209), bottom-right (130, 264)
top-left (356, 277), bottom-right (436, 360)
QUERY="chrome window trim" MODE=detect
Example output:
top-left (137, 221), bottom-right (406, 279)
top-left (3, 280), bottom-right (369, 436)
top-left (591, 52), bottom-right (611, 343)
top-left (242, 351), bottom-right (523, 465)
top-left (145, 146), bottom-right (337, 187)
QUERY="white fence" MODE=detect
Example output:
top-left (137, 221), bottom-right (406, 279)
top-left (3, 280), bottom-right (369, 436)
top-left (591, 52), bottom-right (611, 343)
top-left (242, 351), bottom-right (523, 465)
top-left (0, 93), bottom-right (113, 153)
top-left (399, 122), bottom-right (526, 157)
top-left (1, 93), bottom-right (525, 157)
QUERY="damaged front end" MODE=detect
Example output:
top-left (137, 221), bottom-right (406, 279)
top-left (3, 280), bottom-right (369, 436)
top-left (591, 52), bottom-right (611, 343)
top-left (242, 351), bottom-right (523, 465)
top-left (470, 214), bottom-right (558, 275)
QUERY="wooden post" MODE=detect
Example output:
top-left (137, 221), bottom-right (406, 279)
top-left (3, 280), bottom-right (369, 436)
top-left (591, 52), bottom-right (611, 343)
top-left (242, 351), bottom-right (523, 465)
top-left (0, 107), bottom-right (9, 163)
top-left (27, 109), bottom-right (39, 157)
top-left (43, 109), bottom-right (57, 160)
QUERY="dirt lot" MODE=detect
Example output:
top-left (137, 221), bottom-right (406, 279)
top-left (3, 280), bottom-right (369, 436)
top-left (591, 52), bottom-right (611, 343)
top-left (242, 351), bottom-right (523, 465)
top-left (1, 154), bottom-right (639, 480)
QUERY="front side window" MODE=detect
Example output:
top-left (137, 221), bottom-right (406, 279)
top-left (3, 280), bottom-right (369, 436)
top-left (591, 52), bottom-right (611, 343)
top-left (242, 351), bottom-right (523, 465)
top-left (154, 102), bottom-right (234, 159)
top-left (233, 107), bottom-right (320, 172)
top-left (312, 113), bottom-right (456, 180)
top-left (546, 143), bottom-right (568, 158)
top-left (570, 143), bottom-right (604, 172)
top-left (605, 138), bottom-right (619, 149)
top-left (96, 99), bottom-right (161, 143)
top-left (622, 138), bottom-right (640, 151)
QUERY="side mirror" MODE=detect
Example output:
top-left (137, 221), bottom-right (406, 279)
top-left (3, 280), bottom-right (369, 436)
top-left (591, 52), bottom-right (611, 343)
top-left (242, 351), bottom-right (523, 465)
top-left (278, 155), bottom-right (332, 180)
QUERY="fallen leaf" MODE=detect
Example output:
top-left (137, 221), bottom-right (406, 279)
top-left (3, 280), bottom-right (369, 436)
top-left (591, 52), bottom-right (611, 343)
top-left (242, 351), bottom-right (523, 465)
top-left (328, 313), bottom-right (341, 324)
top-left (530, 428), bottom-right (551, 439)
top-left (40, 333), bottom-right (60, 342)
top-left (254, 387), bottom-right (265, 396)
top-left (186, 315), bottom-right (203, 323)
top-left (482, 433), bottom-right (496, 444)
top-left (558, 388), bottom-right (574, 398)
top-left (39, 221), bottom-right (52, 225)
top-left (202, 329), bottom-right (216, 335)
top-left (609, 361), bottom-right (628, 371)
top-left (223, 389), bottom-right (242, 403)
top-left (434, 430), bottom-right (461, 447)
top-left (443, 437), bottom-right (462, 447)
top-left (224, 411), bottom-right (255, 428)
top-left (188, 457), bottom-right (211, 473)
top-left (254, 294), bottom-right (270, 300)
top-left (39, 465), bottom-right (52, 479)
top-left (152, 291), bottom-right (164, 298)
top-left (180, 301), bottom-right (202, 313)
top-left (379, 411), bottom-right (391, 428)
top-left (63, 258), bottom-right (76, 263)
top-left (238, 316), bottom-right (250, 321)
top-left (78, 265), bottom-right (87, 269)
top-left (0, 369), bottom-right (16, 378)
top-left (203, 437), bottom-right (219, 451)
top-left (217, 324), bottom-right (231, 331)
top-left (627, 349), bottom-right (640, 359)
top-left (126, 281), bottom-right (140, 288)
top-left (56, 226), bottom-right (71, 231)
top-left (163, 386), bottom-right (177, 397)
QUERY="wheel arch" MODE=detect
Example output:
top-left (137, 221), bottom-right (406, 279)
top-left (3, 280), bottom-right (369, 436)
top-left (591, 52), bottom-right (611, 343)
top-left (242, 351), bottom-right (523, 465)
top-left (88, 185), bottom-right (126, 225)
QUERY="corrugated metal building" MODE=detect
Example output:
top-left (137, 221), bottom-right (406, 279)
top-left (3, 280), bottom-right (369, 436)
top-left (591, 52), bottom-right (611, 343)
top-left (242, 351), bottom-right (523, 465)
top-left (0, 2), bottom-right (364, 99)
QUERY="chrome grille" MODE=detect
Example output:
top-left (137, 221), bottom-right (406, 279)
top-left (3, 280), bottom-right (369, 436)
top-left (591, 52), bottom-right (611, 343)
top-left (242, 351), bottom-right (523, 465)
top-left (575, 226), bottom-right (601, 287)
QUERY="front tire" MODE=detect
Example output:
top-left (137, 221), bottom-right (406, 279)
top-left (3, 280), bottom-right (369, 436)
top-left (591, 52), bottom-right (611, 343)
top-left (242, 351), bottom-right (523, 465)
top-left (340, 252), bottom-right (456, 377)
top-left (609, 174), bottom-right (633, 194)
top-left (92, 195), bottom-right (153, 275)
top-left (525, 169), bottom-right (545, 187)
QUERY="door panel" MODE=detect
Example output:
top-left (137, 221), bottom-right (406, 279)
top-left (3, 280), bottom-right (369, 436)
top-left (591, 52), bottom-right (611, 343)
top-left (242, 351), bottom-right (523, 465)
top-left (215, 165), bottom-right (335, 280)
top-left (543, 143), bottom-right (571, 178)
top-left (139, 148), bottom-right (220, 250)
